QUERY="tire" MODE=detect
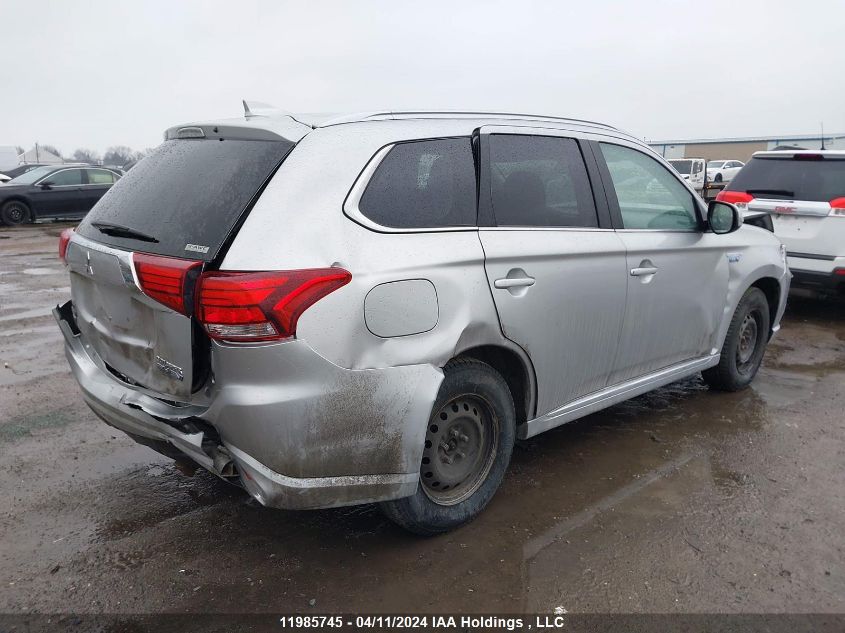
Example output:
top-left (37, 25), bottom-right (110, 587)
top-left (714, 173), bottom-right (723, 183)
top-left (380, 358), bottom-right (516, 535)
top-left (703, 287), bottom-right (770, 391)
top-left (1, 200), bottom-right (31, 226)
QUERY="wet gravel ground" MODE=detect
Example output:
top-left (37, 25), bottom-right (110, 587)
top-left (0, 223), bottom-right (843, 616)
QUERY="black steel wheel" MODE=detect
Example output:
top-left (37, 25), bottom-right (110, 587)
top-left (703, 287), bottom-right (770, 391)
top-left (380, 358), bottom-right (516, 535)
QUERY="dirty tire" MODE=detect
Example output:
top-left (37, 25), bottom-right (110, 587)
top-left (380, 358), bottom-right (515, 535)
top-left (703, 287), bottom-right (770, 392)
top-left (1, 200), bottom-right (31, 226)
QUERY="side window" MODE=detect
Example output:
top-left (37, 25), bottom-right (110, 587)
top-left (358, 137), bottom-right (476, 228)
top-left (86, 169), bottom-right (116, 184)
top-left (46, 169), bottom-right (83, 186)
top-left (599, 143), bottom-right (698, 230)
top-left (488, 135), bottom-right (598, 228)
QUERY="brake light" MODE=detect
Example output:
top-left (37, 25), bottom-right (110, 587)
top-left (58, 228), bottom-right (74, 264)
top-left (133, 253), bottom-right (202, 316)
top-left (196, 268), bottom-right (352, 342)
top-left (830, 198), bottom-right (845, 217)
top-left (716, 190), bottom-right (754, 209)
top-left (834, 268), bottom-right (845, 277)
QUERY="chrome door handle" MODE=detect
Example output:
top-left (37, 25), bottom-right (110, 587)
top-left (630, 267), bottom-right (658, 277)
top-left (494, 277), bottom-right (535, 289)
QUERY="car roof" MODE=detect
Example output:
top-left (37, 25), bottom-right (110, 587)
top-left (752, 150), bottom-right (845, 159)
top-left (167, 106), bottom-right (642, 147)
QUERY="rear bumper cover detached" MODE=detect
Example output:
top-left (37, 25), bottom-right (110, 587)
top-left (55, 301), bottom-right (442, 509)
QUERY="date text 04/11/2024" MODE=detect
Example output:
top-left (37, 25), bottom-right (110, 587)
top-left (277, 615), bottom-right (570, 630)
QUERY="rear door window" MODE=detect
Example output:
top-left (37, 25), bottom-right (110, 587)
top-left (75, 138), bottom-right (294, 261)
top-left (358, 137), bottom-right (476, 228)
top-left (85, 168), bottom-right (117, 184)
top-left (600, 143), bottom-right (698, 230)
top-left (728, 157), bottom-right (845, 202)
top-left (488, 134), bottom-right (598, 228)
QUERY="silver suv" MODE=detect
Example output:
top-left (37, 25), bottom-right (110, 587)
top-left (56, 110), bottom-right (789, 534)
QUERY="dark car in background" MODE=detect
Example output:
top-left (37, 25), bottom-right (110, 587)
top-left (1, 163), bottom-right (49, 180)
top-left (0, 164), bottom-right (121, 225)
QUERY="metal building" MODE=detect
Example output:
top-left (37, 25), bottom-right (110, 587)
top-left (650, 133), bottom-right (845, 162)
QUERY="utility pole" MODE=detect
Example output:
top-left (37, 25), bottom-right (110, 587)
top-left (821, 122), bottom-right (826, 150)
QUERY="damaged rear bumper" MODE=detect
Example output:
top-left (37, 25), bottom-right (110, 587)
top-left (54, 301), bottom-right (441, 510)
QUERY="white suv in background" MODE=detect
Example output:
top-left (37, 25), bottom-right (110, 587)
top-left (718, 150), bottom-right (845, 294)
top-left (708, 160), bottom-right (744, 183)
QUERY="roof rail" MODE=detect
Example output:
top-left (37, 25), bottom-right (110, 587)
top-left (319, 110), bottom-right (619, 131)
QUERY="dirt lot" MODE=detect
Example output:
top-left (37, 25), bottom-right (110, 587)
top-left (0, 223), bottom-right (843, 616)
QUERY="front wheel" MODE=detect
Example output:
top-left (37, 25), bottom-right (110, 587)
top-left (1, 200), bottom-right (31, 226)
top-left (703, 287), bottom-right (770, 391)
top-left (380, 358), bottom-right (516, 535)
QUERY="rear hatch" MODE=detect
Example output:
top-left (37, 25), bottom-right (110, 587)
top-left (720, 153), bottom-right (845, 258)
top-left (68, 125), bottom-right (300, 401)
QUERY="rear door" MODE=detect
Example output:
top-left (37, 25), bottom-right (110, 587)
top-left (594, 141), bottom-right (729, 384)
top-left (726, 154), bottom-right (845, 261)
top-left (478, 127), bottom-right (628, 416)
top-left (80, 168), bottom-right (118, 213)
top-left (68, 131), bottom-right (299, 400)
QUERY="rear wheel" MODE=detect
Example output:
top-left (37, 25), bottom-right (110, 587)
top-left (1, 200), bottom-right (31, 226)
top-left (380, 358), bottom-right (515, 535)
top-left (703, 287), bottom-right (770, 391)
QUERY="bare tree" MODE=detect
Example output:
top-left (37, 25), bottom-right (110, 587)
top-left (72, 148), bottom-right (101, 164)
top-left (15, 146), bottom-right (24, 156)
top-left (103, 145), bottom-right (137, 166)
top-left (39, 144), bottom-right (63, 159)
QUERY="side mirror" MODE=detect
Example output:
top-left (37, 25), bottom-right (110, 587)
top-left (40, 181), bottom-right (53, 190)
top-left (708, 200), bottom-right (741, 234)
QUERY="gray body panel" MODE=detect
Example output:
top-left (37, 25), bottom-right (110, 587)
top-left (58, 111), bottom-right (790, 510)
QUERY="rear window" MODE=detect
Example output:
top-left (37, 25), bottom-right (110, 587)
top-left (358, 137), bottom-right (476, 229)
top-left (728, 157), bottom-right (845, 202)
top-left (76, 138), bottom-right (294, 261)
top-left (669, 160), bottom-right (692, 175)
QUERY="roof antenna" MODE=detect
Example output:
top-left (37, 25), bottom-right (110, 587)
top-left (820, 121), bottom-right (826, 150)
top-left (242, 100), bottom-right (287, 119)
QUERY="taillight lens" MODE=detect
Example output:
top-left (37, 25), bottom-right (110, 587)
top-left (133, 253), bottom-right (202, 316)
top-left (196, 268), bottom-right (352, 342)
top-left (716, 191), bottom-right (754, 206)
top-left (58, 228), bottom-right (74, 263)
top-left (830, 198), bottom-right (845, 217)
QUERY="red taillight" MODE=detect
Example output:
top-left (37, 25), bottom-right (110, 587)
top-left (58, 228), bottom-right (74, 264)
top-left (834, 268), bottom-right (845, 277)
top-left (716, 191), bottom-right (754, 205)
top-left (133, 253), bottom-right (202, 316)
top-left (829, 198), bottom-right (845, 217)
top-left (196, 268), bottom-right (352, 342)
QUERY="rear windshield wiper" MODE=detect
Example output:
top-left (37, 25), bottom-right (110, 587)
top-left (745, 188), bottom-right (795, 198)
top-left (91, 222), bottom-right (159, 243)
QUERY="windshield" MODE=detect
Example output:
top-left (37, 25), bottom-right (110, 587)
top-left (707, 161), bottom-right (726, 169)
top-left (7, 166), bottom-right (54, 185)
top-left (76, 138), bottom-right (294, 262)
top-left (727, 157), bottom-right (845, 202)
top-left (669, 160), bottom-right (692, 175)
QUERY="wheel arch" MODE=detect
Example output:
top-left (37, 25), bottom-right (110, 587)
top-left (452, 342), bottom-right (536, 429)
top-left (749, 276), bottom-right (781, 339)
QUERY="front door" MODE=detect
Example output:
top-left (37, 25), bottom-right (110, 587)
top-left (30, 168), bottom-right (85, 217)
top-left (478, 129), bottom-right (628, 416)
top-left (595, 141), bottom-right (729, 384)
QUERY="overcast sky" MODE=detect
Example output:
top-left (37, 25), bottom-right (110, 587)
top-left (2, 0), bottom-right (843, 156)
